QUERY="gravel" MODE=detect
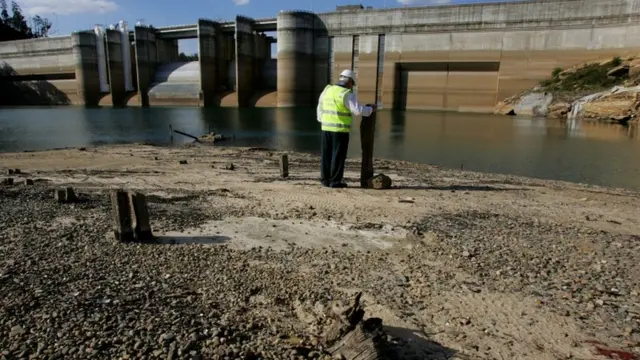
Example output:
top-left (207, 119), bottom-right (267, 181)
top-left (1, 161), bottom-right (640, 359)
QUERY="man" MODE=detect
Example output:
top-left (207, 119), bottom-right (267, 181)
top-left (317, 69), bottom-right (375, 188)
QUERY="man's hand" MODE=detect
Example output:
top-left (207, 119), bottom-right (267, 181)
top-left (366, 104), bottom-right (377, 112)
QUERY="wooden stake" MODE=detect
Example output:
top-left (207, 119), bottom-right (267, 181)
top-left (110, 190), bottom-right (134, 242)
top-left (169, 124), bottom-right (174, 145)
top-left (360, 111), bottom-right (376, 188)
top-left (279, 154), bottom-right (289, 178)
top-left (128, 192), bottom-right (153, 242)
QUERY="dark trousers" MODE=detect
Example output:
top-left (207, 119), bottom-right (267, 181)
top-left (320, 130), bottom-right (350, 186)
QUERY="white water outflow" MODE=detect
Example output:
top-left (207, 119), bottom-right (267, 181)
top-left (94, 26), bottom-right (110, 93)
top-left (119, 21), bottom-right (134, 91)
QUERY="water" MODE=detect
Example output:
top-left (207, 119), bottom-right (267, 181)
top-left (0, 106), bottom-right (639, 191)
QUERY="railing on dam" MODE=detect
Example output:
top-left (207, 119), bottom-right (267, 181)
top-left (153, 17), bottom-right (278, 39)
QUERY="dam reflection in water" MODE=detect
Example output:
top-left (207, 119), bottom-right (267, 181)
top-left (0, 106), bottom-right (638, 190)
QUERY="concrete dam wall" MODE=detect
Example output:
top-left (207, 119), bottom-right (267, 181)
top-left (2, 0), bottom-right (640, 112)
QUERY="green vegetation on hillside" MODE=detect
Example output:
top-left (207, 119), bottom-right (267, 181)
top-left (0, 0), bottom-right (52, 41)
top-left (178, 53), bottom-right (199, 61)
top-left (539, 56), bottom-right (627, 95)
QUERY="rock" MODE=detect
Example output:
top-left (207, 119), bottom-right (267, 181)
top-left (7, 169), bottom-right (14, 175)
top-left (549, 102), bottom-right (570, 114)
top-left (514, 92), bottom-right (554, 117)
top-left (160, 333), bottom-right (176, 344)
top-left (224, 163), bottom-right (235, 171)
top-left (368, 174), bottom-right (392, 190)
top-left (610, 114), bottom-right (633, 124)
top-left (10, 325), bottom-right (25, 337)
top-left (547, 102), bottom-right (571, 119)
top-left (13, 168), bottom-right (20, 174)
top-left (23, 179), bottom-right (34, 185)
top-left (607, 65), bottom-right (629, 78)
top-left (577, 91), bottom-right (638, 121)
top-left (494, 101), bottom-right (515, 115)
top-left (630, 64), bottom-right (640, 78)
top-left (179, 160), bottom-right (188, 165)
top-left (2, 178), bottom-right (13, 186)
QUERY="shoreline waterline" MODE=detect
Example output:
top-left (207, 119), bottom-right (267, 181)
top-left (0, 106), bottom-right (639, 191)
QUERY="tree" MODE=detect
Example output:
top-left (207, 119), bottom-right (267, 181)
top-left (10, 1), bottom-right (31, 37)
top-left (178, 52), bottom-right (199, 61)
top-left (0, 0), bottom-right (9, 24)
top-left (0, 1), bottom-right (52, 41)
top-left (32, 15), bottom-right (52, 38)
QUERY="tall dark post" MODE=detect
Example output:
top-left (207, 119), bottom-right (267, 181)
top-left (360, 111), bottom-right (376, 188)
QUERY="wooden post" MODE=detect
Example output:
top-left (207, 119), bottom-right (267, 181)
top-left (169, 124), bottom-right (174, 145)
top-left (360, 111), bottom-right (376, 188)
top-left (55, 187), bottom-right (77, 203)
top-left (280, 154), bottom-right (289, 178)
top-left (110, 190), bottom-right (134, 242)
top-left (128, 192), bottom-right (153, 242)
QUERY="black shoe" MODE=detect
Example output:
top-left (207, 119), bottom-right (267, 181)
top-left (330, 182), bottom-right (348, 188)
top-left (321, 180), bottom-right (330, 187)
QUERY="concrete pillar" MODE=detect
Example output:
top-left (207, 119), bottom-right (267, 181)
top-left (134, 26), bottom-right (158, 107)
top-left (72, 31), bottom-right (101, 107)
top-left (157, 39), bottom-right (178, 63)
top-left (220, 34), bottom-right (233, 91)
top-left (314, 31), bottom-right (329, 100)
top-left (198, 19), bottom-right (220, 107)
top-left (235, 16), bottom-right (255, 107)
top-left (252, 33), bottom-right (271, 90)
top-left (106, 29), bottom-right (125, 107)
top-left (356, 35), bottom-right (379, 105)
top-left (277, 11), bottom-right (317, 107)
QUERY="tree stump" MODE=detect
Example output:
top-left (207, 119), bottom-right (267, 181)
top-left (55, 187), bottom-right (77, 203)
top-left (280, 154), bottom-right (289, 178)
top-left (360, 112), bottom-right (376, 188)
top-left (110, 190), bottom-right (135, 242)
top-left (128, 192), bottom-right (153, 242)
top-left (110, 190), bottom-right (154, 242)
top-left (323, 292), bottom-right (388, 360)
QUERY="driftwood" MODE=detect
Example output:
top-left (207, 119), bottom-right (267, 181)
top-left (198, 133), bottom-right (230, 143)
top-left (173, 129), bottom-right (200, 142)
top-left (360, 111), bottom-right (376, 188)
top-left (171, 126), bottom-right (231, 144)
top-left (323, 292), bottom-right (388, 360)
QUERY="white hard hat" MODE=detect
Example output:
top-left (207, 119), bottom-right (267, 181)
top-left (339, 69), bottom-right (356, 82)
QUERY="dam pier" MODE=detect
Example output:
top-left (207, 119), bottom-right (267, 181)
top-left (2, 0), bottom-right (640, 112)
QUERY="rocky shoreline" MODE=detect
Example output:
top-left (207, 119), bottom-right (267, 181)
top-left (1, 144), bottom-right (639, 359)
top-left (495, 55), bottom-right (640, 125)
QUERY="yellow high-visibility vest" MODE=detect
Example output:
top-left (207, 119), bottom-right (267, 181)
top-left (319, 85), bottom-right (352, 133)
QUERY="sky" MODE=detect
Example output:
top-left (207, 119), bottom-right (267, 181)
top-left (14, 0), bottom-right (514, 54)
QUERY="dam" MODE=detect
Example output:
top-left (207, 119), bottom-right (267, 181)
top-left (1, 0), bottom-right (640, 112)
